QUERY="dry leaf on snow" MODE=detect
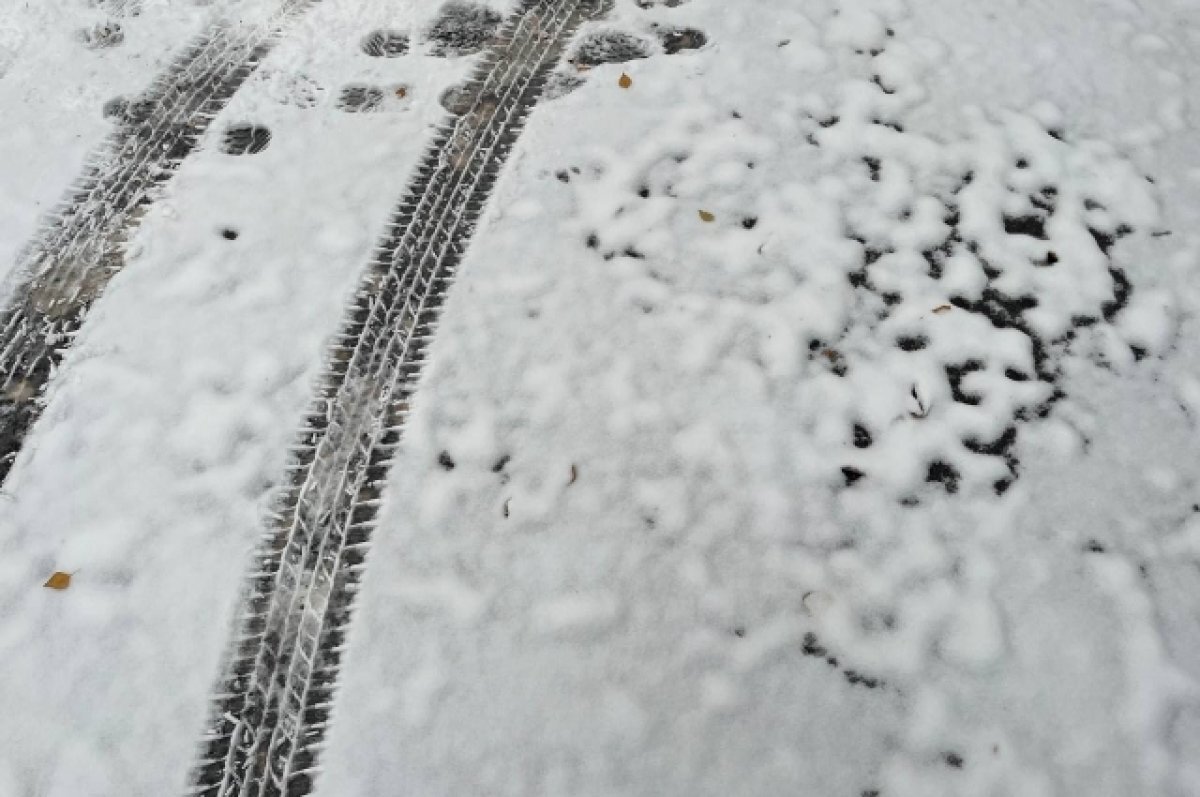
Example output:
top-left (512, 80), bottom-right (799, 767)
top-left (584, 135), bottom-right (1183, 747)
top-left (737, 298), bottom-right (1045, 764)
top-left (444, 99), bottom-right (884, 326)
top-left (44, 571), bottom-right (72, 590)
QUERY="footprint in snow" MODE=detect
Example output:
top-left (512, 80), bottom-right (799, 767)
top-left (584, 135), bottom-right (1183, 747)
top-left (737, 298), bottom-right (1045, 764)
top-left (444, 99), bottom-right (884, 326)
top-left (221, 124), bottom-right (272, 155)
top-left (361, 30), bottom-right (410, 58)
top-left (542, 23), bottom-right (710, 101)
top-left (569, 31), bottom-right (653, 67)
top-left (425, 1), bottom-right (503, 57)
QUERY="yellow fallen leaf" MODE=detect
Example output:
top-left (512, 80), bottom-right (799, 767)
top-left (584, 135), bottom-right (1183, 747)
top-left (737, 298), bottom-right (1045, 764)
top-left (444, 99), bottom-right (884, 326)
top-left (932, 304), bottom-right (952, 314)
top-left (618, 73), bottom-right (632, 89)
top-left (699, 210), bottom-right (715, 222)
top-left (44, 571), bottom-right (72, 590)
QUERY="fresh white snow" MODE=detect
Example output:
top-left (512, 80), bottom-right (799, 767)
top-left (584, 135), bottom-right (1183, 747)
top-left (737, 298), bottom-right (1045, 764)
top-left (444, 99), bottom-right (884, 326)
top-left (1, 0), bottom-right (1199, 794)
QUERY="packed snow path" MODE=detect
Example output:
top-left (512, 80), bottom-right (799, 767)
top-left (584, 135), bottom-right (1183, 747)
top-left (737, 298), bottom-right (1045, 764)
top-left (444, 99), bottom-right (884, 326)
top-left (0, 0), bottom-right (321, 482)
top-left (190, 1), bottom-right (607, 794)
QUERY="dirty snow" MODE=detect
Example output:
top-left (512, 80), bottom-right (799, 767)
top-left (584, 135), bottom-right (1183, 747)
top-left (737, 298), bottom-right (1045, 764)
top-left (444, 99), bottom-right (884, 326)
top-left (1, 0), bottom-right (1199, 795)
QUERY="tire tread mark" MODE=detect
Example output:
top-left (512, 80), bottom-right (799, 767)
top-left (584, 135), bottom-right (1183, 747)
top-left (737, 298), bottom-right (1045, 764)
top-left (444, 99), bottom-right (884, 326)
top-left (189, 2), bottom-right (609, 795)
top-left (0, 2), bottom-right (320, 483)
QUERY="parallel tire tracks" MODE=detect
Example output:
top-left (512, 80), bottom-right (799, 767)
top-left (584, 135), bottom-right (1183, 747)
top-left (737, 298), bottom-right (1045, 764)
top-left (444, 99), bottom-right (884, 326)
top-left (189, 1), bottom-right (608, 795)
top-left (0, 1), bottom-right (318, 482)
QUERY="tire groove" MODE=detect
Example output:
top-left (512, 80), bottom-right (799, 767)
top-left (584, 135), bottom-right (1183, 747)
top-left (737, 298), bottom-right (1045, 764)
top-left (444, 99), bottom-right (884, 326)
top-left (190, 1), bottom-right (608, 794)
top-left (222, 13), bottom-right (565, 785)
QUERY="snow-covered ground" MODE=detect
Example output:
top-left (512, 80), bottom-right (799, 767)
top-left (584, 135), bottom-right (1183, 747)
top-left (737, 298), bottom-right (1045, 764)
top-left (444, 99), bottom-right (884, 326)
top-left (1, 0), bottom-right (1199, 794)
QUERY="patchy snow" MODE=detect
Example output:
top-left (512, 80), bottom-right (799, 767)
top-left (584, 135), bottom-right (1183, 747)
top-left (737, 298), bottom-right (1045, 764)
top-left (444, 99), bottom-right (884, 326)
top-left (1, 0), bottom-right (1199, 794)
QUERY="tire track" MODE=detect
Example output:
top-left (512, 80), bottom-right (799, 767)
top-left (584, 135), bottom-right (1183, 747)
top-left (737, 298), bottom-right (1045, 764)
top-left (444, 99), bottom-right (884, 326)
top-left (189, 1), bottom-right (608, 794)
top-left (0, 0), bottom-right (319, 483)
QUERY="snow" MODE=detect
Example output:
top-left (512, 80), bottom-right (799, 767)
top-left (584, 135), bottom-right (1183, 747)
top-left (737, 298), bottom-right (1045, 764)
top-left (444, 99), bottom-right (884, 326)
top-left (1, 0), bottom-right (1199, 794)
top-left (0, 0), bottom-right (500, 792)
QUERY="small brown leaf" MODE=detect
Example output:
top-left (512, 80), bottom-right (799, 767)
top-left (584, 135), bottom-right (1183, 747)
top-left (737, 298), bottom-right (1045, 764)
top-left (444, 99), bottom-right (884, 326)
top-left (932, 304), bottom-right (952, 314)
top-left (698, 209), bottom-right (715, 223)
top-left (568, 464), bottom-right (578, 486)
top-left (44, 571), bottom-right (72, 590)
top-left (394, 86), bottom-right (408, 99)
top-left (618, 72), bottom-right (632, 89)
